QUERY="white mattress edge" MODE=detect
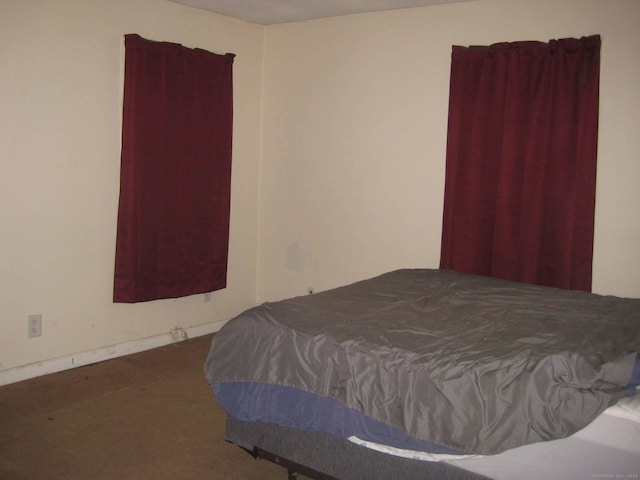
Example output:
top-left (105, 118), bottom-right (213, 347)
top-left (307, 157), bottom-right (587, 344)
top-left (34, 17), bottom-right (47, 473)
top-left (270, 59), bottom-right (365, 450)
top-left (604, 389), bottom-right (640, 421)
top-left (347, 435), bottom-right (479, 462)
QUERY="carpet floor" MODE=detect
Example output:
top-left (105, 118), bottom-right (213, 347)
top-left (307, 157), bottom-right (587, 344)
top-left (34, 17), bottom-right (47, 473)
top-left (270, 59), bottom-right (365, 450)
top-left (0, 334), bottom-right (310, 480)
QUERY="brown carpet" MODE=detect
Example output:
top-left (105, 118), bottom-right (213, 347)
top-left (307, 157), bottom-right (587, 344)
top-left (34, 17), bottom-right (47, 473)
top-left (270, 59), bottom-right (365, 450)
top-left (0, 334), bottom-right (309, 480)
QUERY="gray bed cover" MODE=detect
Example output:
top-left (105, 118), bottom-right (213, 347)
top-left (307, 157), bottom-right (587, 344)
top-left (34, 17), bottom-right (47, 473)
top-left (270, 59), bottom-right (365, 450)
top-left (204, 269), bottom-right (640, 455)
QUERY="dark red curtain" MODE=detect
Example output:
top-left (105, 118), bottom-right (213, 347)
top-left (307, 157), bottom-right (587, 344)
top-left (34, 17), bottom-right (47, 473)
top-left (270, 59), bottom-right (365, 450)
top-left (114, 34), bottom-right (234, 303)
top-left (439, 36), bottom-right (600, 291)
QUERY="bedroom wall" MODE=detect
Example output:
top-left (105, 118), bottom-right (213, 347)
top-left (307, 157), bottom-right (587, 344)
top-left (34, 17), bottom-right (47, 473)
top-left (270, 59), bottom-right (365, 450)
top-left (257, 0), bottom-right (640, 301)
top-left (0, 0), bottom-right (263, 378)
top-left (2, 0), bottom-right (638, 384)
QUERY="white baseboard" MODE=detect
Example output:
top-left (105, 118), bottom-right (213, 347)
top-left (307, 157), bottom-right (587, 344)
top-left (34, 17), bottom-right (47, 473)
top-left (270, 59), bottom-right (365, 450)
top-left (0, 320), bottom-right (226, 387)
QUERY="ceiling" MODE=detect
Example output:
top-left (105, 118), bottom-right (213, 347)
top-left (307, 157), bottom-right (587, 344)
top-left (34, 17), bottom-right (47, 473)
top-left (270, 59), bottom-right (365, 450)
top-left (167, 0), bottom-right (472, 25)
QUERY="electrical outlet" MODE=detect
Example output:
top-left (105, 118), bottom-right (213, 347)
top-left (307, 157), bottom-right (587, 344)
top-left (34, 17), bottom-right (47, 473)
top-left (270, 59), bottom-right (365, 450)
top-left (307, 287), bottom-right (315, 295)
top-left (28, 314), bottom-right (42, 338)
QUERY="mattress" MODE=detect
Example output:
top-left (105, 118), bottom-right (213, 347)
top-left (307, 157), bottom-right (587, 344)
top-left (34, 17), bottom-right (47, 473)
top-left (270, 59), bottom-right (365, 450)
top-left (214, 361), bottom-right (640, 460)
top-left (205, 269), bottom-right (640, 456)
top-left (221, 393), bottom-right (640, 480)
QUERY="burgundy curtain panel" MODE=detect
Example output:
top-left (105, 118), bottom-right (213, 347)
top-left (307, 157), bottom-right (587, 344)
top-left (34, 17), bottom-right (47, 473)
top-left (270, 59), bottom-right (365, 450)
top-left (440, 36), bottom-right (600, 292)
top-left (114, 34), bottom-right (234, 303)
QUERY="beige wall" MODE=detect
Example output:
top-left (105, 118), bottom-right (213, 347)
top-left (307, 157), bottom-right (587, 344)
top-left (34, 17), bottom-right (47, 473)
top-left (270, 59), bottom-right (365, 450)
top-left (257, 0), bottom-right (640, 301)
top-left (2, 0), bottom-right (639, 378)
top-left (0, 0), bottom-right (264, 373)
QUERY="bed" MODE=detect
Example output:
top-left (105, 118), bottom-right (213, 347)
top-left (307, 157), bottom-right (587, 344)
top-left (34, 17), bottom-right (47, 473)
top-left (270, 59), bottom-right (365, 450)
top-left (204, 269), bottom-right (640, 479)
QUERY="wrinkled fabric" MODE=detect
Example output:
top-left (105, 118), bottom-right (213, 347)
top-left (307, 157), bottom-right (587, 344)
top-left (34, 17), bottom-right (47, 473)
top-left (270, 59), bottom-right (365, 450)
top-left (212, 382), bottom-right (463, 454)
top-left (204, 269), bottom-right (640, 455)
